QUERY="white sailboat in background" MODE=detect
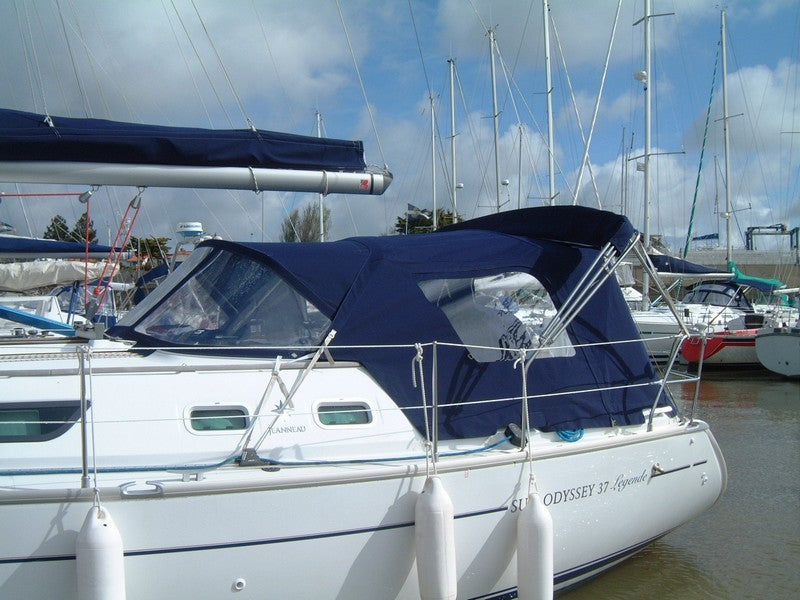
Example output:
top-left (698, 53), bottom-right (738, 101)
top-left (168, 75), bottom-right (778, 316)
top-left (678, 10), bottom-right (797, 369)
top-left (627, 6), bottom-right (797, 365)
top-left (755, 312), bottom-right (800, 378)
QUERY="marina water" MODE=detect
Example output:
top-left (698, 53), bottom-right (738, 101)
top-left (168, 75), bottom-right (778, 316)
top-left (562, 371), bottom-right (799, 599)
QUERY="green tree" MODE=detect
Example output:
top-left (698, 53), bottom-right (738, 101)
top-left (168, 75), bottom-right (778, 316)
top-left (43, 214), bottom-right (70, 241)
top-left (394, 208), bottom-right (460, 235)
top-left (68, 213), bottom-right (98, 244)
top-left (280, 203), bottom-right (331, 242)
top-left (129, 236), bottom-right (171, 262)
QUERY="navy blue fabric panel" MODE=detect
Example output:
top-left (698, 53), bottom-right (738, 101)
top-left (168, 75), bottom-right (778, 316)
top-left (321, 234), bottom-right (657, 438)
top-left (438, 206), bottom-right (635, 253)
top-left (118, 206), bottom-right (660, 439)
top-left (0, 235), bottom-right (114, 254)
top-left (649, 254), bottom-right (720, 274)
top-left (0, 108), bottom-right (366, 171)
top-left (213, 239), bottom-right (370, 318)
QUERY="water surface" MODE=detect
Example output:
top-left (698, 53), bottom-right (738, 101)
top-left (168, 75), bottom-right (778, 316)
top-left (561, 372), bottom-right (800, 600)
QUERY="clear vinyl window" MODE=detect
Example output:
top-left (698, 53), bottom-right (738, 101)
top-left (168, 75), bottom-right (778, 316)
top-left (418, 271), bottom-right (575, 363)
top-left (130, 248), bottom-right (331, 349)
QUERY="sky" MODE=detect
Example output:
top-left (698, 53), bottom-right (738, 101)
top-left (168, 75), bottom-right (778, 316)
top-left (0, 0), bottom-right (797, 257)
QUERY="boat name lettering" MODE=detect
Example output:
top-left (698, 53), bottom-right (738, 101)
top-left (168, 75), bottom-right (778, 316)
top-left (523, 469), bottom-right (650, 509)
top-left (268, 425), bottom-right (307, 435)
top-left (540, 484), bottom-right (596, 507)
top-left (611, 470), bottom-right (649, 492)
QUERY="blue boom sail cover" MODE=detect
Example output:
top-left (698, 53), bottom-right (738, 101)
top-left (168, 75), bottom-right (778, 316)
top-left (0, 108), bottom-right (366, 172)
top-left (0, 235), bottom-right (115, 255)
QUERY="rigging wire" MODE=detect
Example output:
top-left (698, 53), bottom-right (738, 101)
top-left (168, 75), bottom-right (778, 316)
top-left (455, 68), bottom-right (492, 220)
top-left (408, 0), bottom-right (446, 216)
top-left (39, 0), bottom-right (74, 116)
top-left (54, 0), bottom-right (90, 116)
top-left (408, 0), bottom-right (434, 105)
top-left (549, 16), bottom-right (601, 207)
top-left (169, 0), bottom-right (234, 128)
top-left (21, 0), bottom-right (49, 116)
top-left (251, 0), bottom-right (298, 132)
top-left (12, 1), bottom-right (37, 112)
top-left (335, 0), bottom-right (387, 169)
top-left (572, 0), bottom-right (622, 209)
top-left (59, 0), bottom-right (106, 118)
top-left (162, 0), bottom-right (213, 126)
top-left (683, 43), bottom-right (720, 259)
top-left (505, 66), bottom-right (576, 204)
top-left (189, 0), bottom-right (256, 132)
top-left (728, 26), bottom-right (778, 239)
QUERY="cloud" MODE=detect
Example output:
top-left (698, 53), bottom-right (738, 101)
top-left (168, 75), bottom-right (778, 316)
top-left (0, 0), bottom-right (796, 259)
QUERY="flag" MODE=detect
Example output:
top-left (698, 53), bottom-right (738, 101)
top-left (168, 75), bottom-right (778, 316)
top-left (406, 204), bottom-right (431, 220)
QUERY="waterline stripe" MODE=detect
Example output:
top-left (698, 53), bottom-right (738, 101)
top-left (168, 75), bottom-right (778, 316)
top-left (0, 505), bottom-right (507, 565)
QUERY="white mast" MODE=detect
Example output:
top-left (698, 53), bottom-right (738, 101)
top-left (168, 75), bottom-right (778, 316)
top-left (721, 10), bottom-right (733, 265)
top-left (448, 58), bottom-right (458, 222)
top-left (634, 0), bottom-right (674, 308)
top-left (518, 125), bottom-right (523, 209)
top-left (489, 27), bottom-right (502, 212)
top-left (431, 94), bottom-right (438, 230)
top-left (543, 0), bottom-right (555, 205)
top-left (316, 110), bottom-right (325, 242)
top-left (641, 0), bottom-right (653, 309)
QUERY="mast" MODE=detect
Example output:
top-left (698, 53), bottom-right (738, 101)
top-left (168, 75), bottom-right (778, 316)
top-left (489, 27), bottom-right (502, 212)
top-left (431, 94), bottom-right (437, 230)
top-left (448, 58), bottom-right (458, 222)
top-left (316, 111), bottom-right (325, 242)
top-left (543, 0), bottom-right (555, 204)
top-left (518, 125), bottom-right (523, 209)
top-left (721, 10), bottom-right (732, 264)
top-left (641, 0), bottom-right (653, 309)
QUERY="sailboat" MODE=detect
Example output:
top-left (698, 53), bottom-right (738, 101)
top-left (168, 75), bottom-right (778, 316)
top-left (0, 122), bottom-right (726, 599)
top-left (627, 7), bottom-right (796, 366)
top-left (0, 234), bottom-right (125, 337)
top-left (755, 319), bottom-right (800, 378)
top-left (677, 10), bottom-right (798, 369)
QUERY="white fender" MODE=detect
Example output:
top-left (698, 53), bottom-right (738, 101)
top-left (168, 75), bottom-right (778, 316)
top-left (76, 505), bottom-right (126, 600)
top-left (414, 475), bottom-right (457, 600)
top-left (516, 492), bottom-right (554, 600)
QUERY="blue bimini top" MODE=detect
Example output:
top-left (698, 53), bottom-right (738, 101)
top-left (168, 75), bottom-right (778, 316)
top-left (111, 206), bottom-right (666, 439)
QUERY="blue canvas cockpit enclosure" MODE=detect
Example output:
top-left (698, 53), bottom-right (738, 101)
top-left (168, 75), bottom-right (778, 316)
top-left (111, 206), bottom-right (665, 440)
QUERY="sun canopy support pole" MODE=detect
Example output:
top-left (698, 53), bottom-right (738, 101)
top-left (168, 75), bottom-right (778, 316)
top-left (526, 233), bottom-right (640, 369)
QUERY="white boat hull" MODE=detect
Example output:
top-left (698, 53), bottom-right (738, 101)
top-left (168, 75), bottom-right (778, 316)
top-left (0, 421), bottom-right (725, 599)
top-left (0, 209), bottom-right (727, 598)
top-left (680, 330), bottom-right (760, 367)
top-left (755, 327), bottom-right (800, 377)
